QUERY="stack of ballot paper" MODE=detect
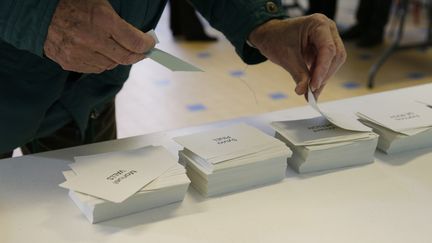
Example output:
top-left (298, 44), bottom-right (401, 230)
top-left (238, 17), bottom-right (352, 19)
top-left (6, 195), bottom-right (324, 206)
top-left (357, 101), bottom-right (432, 154)
top-left (173, 123), bottom-right (292, 197)
top-left (59, 146), bottom-right (190, 223)
top-left (272, 116), bottom-right (379, 173)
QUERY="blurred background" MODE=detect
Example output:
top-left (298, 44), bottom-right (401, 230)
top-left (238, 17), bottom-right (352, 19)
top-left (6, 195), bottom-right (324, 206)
top-left (116, 0), bottom-right (432, 138)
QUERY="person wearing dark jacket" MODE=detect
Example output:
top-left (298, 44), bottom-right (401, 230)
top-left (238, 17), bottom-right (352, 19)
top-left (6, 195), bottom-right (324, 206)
top-left (0, 0), bottom-right (346, 158)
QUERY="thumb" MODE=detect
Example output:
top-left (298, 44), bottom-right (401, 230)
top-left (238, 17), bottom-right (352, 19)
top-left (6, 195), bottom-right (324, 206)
top-left (110, 18), bottom-right (156, 54)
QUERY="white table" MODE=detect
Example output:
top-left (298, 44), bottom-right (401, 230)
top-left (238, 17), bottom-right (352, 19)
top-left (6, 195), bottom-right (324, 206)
top-left (1, 84), bottom-right (432, 243)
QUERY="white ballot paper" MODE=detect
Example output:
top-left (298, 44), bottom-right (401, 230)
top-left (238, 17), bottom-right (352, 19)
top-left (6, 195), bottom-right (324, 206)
top-left (308, 86), bottom-right (371, 132)
top-left (59, 146), bottom-right (176, 203)
top-left (173, 123), bottom-right (284, 164)
top-left (356, 101), bottom-right (432, 135)
top-left (146, 30), bottom-right (202, 72)
top-left (271, 116), bottom-right (374, 146)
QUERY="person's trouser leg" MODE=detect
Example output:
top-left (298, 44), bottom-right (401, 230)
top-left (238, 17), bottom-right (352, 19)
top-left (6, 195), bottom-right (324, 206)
top-left (169, 0), bottom-right (183, 36)
top-left (21, 101), bottom-right (117, 155)
top-left (178, 0), bottom-right (208, 38)
top-left (355, 0), bottom-right (392, 46)
top-left (372, 0), bottom-right (392, 29)
top-left (356, 0), bottom-right (374, 28)
top-left (308, 0), bottom-right (337, 20)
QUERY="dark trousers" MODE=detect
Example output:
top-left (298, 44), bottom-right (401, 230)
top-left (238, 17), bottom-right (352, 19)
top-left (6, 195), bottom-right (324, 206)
top-left (307, 0), bottom-right (392, 27)
top-left (308, 0), bottom-right (338, 20)
top-left (356, 0), bottom-right (392, 30)
top-left (169, 0), bottom-right (207, 38)
top-left (0, 101), bottom-right (117, 160)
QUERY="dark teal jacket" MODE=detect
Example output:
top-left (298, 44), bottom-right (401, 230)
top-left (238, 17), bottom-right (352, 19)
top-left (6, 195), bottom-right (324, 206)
top-left (0, 0), bottom-right (286, 153)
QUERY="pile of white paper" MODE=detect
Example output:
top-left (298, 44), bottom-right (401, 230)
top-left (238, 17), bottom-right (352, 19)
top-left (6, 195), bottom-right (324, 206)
top-left (59, 146), bottom-right (190, 223)
top-left (272, 116), bottom-right (378, 173)
top-left (173, 123), bottom-right (292, 197)
top-left (357, 101), bottom-right (432, 154)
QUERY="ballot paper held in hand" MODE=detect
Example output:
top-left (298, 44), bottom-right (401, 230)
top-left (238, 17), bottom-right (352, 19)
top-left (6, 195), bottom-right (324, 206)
top-left (308, 86), bottom-right (371, 132)
top-left (59, 146), bottom-right (175, 203)
top-left (146, 30), bottom-right (202, 72)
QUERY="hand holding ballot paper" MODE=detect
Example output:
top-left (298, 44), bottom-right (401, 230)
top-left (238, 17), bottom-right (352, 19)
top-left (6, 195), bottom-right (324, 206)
top-left (270, 84), bottom-right (378, 173)
top-left (146, 30), bottom-right (202, 72)
top-left (307, 86), bottom-right (371, 132)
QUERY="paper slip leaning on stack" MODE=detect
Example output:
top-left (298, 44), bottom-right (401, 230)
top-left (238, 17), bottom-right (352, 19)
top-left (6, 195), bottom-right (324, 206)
top-left (357, 101), bottom-right (432, 154)
top-left (59, 146), bottom-right (190, 223)
top-left (173, 123), bottom-right (292, 197)
top-left (271, 116), bottom-right (378, 173)
top-left (307, 86), bottom-right (372, 132)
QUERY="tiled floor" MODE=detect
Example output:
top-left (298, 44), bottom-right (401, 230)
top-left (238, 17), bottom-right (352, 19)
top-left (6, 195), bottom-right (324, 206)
top-left (114, 1), bottom-right (432, 138)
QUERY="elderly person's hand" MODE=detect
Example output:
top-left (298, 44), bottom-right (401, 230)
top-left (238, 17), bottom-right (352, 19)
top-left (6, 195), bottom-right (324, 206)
top-left (44, 0), bottom-right (156, 73)
top-left (249, 14), bottom-right (346, 99)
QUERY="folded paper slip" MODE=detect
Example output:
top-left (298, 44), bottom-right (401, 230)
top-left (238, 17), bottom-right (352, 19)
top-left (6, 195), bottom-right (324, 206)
top-left (174, 123), bottom-right (292, 196)
top-left (59, 146), bottom-right (190, 223)
top-left (60, 146), bottom-right (178, 203)
top-left (146, 30), bottom-right (202, 72)
top-left (357, 102), bottom-right (432, 154)
top-left (308, 86), bottom-right (371, 132)
top-left (173, 123), bottom-right (289, 165)
top-left (272, 117), bottom-right (378, 173)
top-left (356, 101), bottom-right (432, 136)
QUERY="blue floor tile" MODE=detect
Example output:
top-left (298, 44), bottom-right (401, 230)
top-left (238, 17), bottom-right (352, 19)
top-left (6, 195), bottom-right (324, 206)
top-left (230, 70), bottom-right (245, 77)
top-left (187, 103), bottom-right (207, 112)
top-left (197, 52), bottom-right (211, 58)
top-left (407, 71), bottom-right (426, 80)
top-left (154, 79), bottom-right (171, 86)
top-left (358, 53), bottom-right (373, 61)
top-left (269, 92), bottom-right (288, 100)
top-left (342, 81), bottom-right (361, 89)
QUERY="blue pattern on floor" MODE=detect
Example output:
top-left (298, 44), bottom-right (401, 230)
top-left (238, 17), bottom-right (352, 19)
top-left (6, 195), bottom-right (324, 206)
top-left (342, 81), bottom-right (361, 89)
top-left (230, 70), bottom-right (245, 77)
top-left (187, 103), bottom-right (207, 112)
top-left (269, 92), bottom-right (288, 100)
top-left (358, 53), bottom-right (373, 60)
top-left (197, 52), bottom-right (211, 58)
top-left (407, 72), bottom-right (426, 80)
top-left (154, 79), bottom-right (171, 86)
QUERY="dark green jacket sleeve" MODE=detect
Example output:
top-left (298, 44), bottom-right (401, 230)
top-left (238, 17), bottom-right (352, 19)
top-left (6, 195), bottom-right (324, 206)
top-left (189, 0), bottom-right (287, 64)
top-left (0, 0), bottom-right (59, 56)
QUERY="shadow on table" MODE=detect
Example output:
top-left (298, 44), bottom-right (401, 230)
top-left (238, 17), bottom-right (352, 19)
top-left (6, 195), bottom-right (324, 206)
top-left (375, 147), bottom-right (432, 166)
top-left (95, 200), bottom-right (201, 233)
top-left (288, 162), bottom-right (373, 180)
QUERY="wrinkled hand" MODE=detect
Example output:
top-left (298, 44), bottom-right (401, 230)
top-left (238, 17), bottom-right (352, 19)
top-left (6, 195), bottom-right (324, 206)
top-left (44, 0), bottom-right (156, 73)
top-left (249, 14), bottom-right (346, 98)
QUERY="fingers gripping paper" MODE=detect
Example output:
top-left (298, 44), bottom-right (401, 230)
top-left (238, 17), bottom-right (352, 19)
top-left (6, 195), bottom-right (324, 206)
top-left (307, 86), bottom-right (371, 132)
top-left (146, 30), bottom-right (202, 72)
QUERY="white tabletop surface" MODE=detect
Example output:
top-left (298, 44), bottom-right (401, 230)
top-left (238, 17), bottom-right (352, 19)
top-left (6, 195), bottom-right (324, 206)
top-left (1, 84), bottom-right (432, 243)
